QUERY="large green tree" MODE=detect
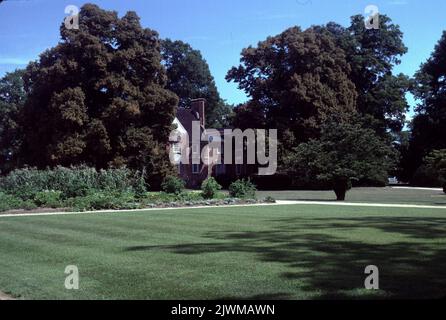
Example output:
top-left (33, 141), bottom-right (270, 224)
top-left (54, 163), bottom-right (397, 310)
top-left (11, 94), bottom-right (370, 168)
top-left (20, 4), bottom-right (178, 188)
top-left (401, 31), bottom-right (446, 183)
top-left (227, 26), bottom-right (358, 146)
top-left (0, 69), bottom-right (26, 174)
top-left (284, 121), bottom-right (396, 200)
top-left (313, 15), bottom-right (410, 136)
top-left (424, 149), bottom-right (446, 193)
top-left (161, 39), bottom-right (232, 127)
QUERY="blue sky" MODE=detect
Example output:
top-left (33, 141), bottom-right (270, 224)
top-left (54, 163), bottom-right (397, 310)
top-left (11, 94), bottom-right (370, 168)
top-left (1, 0), bottom-right (445, 116)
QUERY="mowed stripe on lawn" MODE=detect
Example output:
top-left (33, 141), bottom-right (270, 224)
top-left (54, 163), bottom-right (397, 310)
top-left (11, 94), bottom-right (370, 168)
top-left (0, 204), bottom-right (445, 299)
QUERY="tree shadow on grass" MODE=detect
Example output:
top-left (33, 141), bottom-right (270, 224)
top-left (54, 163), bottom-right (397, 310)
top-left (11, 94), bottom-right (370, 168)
top-left (125, 215), bottom-right (446, 299)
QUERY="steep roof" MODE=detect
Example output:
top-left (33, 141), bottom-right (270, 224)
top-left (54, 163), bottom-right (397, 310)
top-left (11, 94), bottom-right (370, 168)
top-left (176, 107), bottom-right (201, 136)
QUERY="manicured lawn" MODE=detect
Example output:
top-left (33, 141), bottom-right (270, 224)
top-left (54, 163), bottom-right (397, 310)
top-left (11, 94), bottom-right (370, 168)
top-left (0, 204), bottom-right (445, 299)
top-left (257, 187), bottom-right (446, 206)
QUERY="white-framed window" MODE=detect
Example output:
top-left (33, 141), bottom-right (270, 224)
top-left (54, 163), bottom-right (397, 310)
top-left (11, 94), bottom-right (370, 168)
top-left (192, 164), bottom-right (201, 174)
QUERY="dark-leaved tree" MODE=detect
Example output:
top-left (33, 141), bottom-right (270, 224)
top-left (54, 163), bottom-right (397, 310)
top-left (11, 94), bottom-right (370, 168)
top-left (402, 31), bottom-right (446, 184)
top-left (20, 4), bottom-right (178, 188)
top-left (313, 15), bottom-right (410, 137)
top-left (424, 150), bottom-right (446, 194)
top-left (161, 39), bottom-right (232, 128)
top-left (0, 69), bottom-right (26, 174)
top-left (284, 121), bottom-right (396, 200)
top-left (227, 26), bottom-right (358, 146)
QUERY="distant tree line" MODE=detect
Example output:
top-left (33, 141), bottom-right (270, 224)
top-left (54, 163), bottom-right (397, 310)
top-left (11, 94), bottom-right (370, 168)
top-left (1, 3), bottom-right (445, 195)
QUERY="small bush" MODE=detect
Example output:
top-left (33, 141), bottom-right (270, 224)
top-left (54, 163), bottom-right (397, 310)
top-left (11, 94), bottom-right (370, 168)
top-left (33, 191), bottom-right (63, 208)
top-left (0, 192), bottom-right (37, 212)
top-left (161, 176), bottom-right (185, 195)
top-left (264, 196), bottom-right (276, 203)
top-left (411, 165), bottom-right (442, 187)
top-left (176, 192), bottom-right (204, 202)
top-left (21, 200), bottom-right (38, 211)
top-left (0, 192), bottom-right (23, 212)
top-left (67, 191), bottom-right (138, 212)
top-left (229, 179), bottom-right (257, 199)
top-left (201, 177), bottom-right (222, 199)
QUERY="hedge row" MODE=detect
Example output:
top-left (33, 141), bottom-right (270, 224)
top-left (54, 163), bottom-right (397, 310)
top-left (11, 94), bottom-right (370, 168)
top-left (0, 167), bottom-right (260, 212)
top-left (0, 166), bottom-right (147, 200)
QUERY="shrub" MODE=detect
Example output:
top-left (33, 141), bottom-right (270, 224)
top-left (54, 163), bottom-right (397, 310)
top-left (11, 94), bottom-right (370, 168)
top-left (201, 177), bottom-right (222, 199)
top-left (161, 176), bottom-right (185, 195)
top-left (0, 192), bottom-right (23, 212)
top-left (21, 200), bottom-right (38, 211)
top-left (0, 192), bottom-right (37, 212)
top-left (0, 166), bottom-right (147, 200)
top-left (33, 190), bottom-right (63, 208)
top-left (264, 196), bottom-right (276, 203)
top-left (229, 179), bottom-right (257, 199)
top-left (411, 165), bottom-right (442, 187)
top-left (67, 191), bottom-right (138, 212)
top-left (176, 192), bottom-right (204, 202)
top-left (132, 170), bottom-right (148, 198)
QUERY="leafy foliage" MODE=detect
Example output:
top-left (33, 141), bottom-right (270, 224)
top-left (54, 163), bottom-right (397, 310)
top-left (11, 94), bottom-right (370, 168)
top-left (314, 16), bottom-right (409, 135)
top-left (284, 121), bottom-right (396, 200)
top-left (161, 176), bottom-right (185, 195)
top-left (0, 192), bottom-right (37, 212)
top-left (227, 26), bottom-right (357, 146)
top-left (263, 196), bottom-right (276, 203)
top-left (162, 39), bottom-right (233, 127)
top-left (0, 70), bottom-right (26, 174)
top-left (424, 149), bottom-right (446, 193)
top-left (0, 166), bottom-right (147, 200)
top-left (19, 4), bottom-right (178, 188)
top-left (425, 150), bottom-right (446, 179)
top-left (33, 191), bottom-right (63, 208)
top-left (229, 179), bottom-right (257, 199)
top-left (201, 177), bottom-right (222, 199)
top-left (66, 191), bottom-right (139, 212)
top-left (402, 31), bottom-right (446, 183)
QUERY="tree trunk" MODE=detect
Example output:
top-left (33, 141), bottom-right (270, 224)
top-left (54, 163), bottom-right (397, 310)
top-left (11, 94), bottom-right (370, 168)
top-left (333, 178), bottom-right (349, 201)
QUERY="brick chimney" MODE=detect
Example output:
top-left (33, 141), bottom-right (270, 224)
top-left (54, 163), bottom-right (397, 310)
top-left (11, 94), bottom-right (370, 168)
top-left (191, 98), bottom-right (206, 127)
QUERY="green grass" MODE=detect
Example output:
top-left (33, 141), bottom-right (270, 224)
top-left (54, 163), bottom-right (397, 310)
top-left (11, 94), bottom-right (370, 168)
top-left (257, 187), bottom-right (446, 206)
top-left (0, 204), bottom-right (445, 300)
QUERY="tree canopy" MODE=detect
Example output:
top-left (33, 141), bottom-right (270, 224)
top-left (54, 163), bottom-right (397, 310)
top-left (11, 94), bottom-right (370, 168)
top-left (313, 15), bottom-right (410, 136)
top-left (19, 4), bottom-right (178, 187)
top-left (401, 31), bottom-right (446, 182)
top-left (0, 69), bottom-right (26, 174)
top-left (424, 149), bottom-right (446, 193)
top-left (284, 121), bottom-right (396, 200)
top-left (227, 26), bottom-right (358, 145)
top-left (161, 39), bottom-right (232, 128)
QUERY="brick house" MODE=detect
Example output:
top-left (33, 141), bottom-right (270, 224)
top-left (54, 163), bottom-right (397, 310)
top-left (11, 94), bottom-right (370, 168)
top-left (169, 99), bottom-right (250, 188)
